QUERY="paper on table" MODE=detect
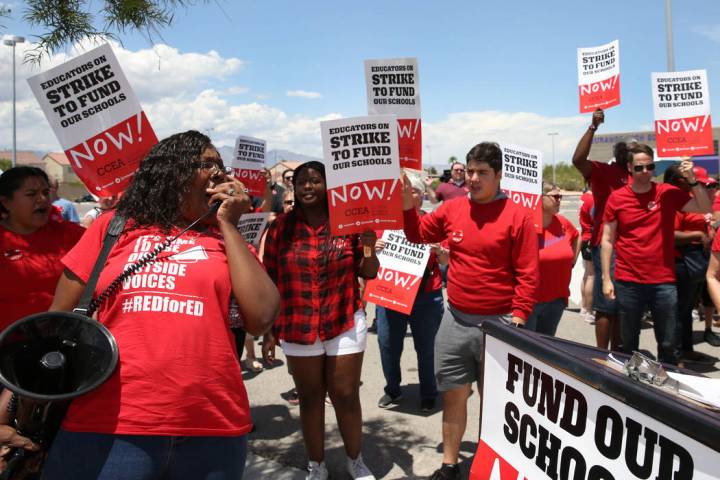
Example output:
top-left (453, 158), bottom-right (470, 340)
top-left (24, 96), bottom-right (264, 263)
top-left (667, 371), bottom-right (720, 409)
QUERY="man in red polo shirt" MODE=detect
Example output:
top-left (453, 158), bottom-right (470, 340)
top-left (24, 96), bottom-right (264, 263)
top-left (427, 162), bottom-right (469, 203)
top-left (402, 142), bottom-right (538, 480)
top-left (572, 108), bottom-right (632, 351)
top-left (602, 146), bottom-right (711, 365)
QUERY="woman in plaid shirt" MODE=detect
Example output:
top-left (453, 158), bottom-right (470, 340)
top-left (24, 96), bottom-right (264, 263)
top-left (262, 161), bottom-right (379, 480)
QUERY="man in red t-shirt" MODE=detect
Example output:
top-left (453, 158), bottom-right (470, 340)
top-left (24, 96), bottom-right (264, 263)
top-left (403, 142), bottom-right (538, 480)
top-left (572, 108), bottom-right (632, 351)
top-left (601, 145), bottom-right (711, 364)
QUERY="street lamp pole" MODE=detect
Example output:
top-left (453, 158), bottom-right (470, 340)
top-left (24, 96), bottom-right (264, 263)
top-left (3, 35), bottom-right (25, 168)
top-left (548, 132), bottom-right (559, 185)
top-left (664, 0), bottom-right (675, 71)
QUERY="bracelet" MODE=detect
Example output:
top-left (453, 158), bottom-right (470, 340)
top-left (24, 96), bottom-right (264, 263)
top-left (588, 125), bottom-right (597, 131)
top-left (688, 181), bottom-right (700, 188)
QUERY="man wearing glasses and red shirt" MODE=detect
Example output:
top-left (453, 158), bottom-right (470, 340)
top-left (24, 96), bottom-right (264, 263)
top-left (427, 162), bottom-right (468, 204)
top-left (601, 146), bottom-right (711, 365)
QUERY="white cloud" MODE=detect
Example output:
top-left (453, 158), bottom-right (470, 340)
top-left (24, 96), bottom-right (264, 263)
top-left (693, 25), bottom-right (720, 43)
top-left (286, 90), bottom-right (322, 99)
top-left (424, 111), bottom-right (590, 167)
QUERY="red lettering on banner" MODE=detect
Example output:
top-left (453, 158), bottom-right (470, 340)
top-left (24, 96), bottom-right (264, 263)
top-left (327, 179), bottom-right (403, 235)
top-left (470, 440), bottom-right (526, 480)
top-left (397, 118), bottom-right (422, 170)
top-left (363, 266), bottom-right (420, 314)
top-left (579, 75), bottom-right (620, 113)
top-left (64, 111), bottom-right (158, 196)
top-left (233, 168), bottom-right (265, 196)
top-left (654, 114), bottom-right (714, 157)
top-left (503, 190), bottom-right (542, 232)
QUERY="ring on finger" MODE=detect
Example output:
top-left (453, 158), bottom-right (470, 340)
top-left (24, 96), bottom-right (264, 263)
top-left (227, 188), bottom-right (235, 196)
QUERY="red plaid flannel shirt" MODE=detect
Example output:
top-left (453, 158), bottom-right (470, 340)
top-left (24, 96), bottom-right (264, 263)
top-left (262, 213), bottom-right (364, 344)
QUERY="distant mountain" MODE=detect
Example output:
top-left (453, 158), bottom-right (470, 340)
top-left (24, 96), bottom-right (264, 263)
top-left (217, 146), bottom-right (321, 166)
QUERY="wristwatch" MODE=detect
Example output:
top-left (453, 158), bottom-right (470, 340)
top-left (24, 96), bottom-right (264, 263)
top-left (688, 180), bottom-right (700, 188)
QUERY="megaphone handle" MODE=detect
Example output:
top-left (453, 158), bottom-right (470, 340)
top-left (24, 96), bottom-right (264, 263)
top-left (0, 448), bottom-right (26, 480)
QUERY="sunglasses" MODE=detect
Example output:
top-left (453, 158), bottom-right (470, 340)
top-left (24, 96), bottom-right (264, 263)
top-left (284, 176), bottom-right (294, 181)
top-left (452, 169), bottom-right (465, 173)
top-left (632, 163), bottom-right (656, 173)
top-left (544, 194), bottom-right (562, 200)
top-left (283, 200), bottom-right (295, 205)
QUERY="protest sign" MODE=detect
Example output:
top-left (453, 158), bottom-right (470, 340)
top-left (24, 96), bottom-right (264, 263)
top-left (237, 212), bottom-right (270, 248)
top-left (320, 115), bottom-right (403, 235)
top-left (231, 135), bottom-right (266, 196)
top-left (472, 334), bottom-right (718, 480)
top-left (652, 69), bottom-right (713, 157)
top-left (577, 40), bottom-right (620, 113)
top-left (501, 144), bottom-right (543, 231)
top-left (365, 58), bottom-right (422, 170)
top-left (28, 43), bottom-right (157, 196)
top-left (363, 230), bottom-right (430, 314)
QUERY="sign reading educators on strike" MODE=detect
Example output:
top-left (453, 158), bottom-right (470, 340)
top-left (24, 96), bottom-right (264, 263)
top-left (501, 144), bottom-right (543, 231)
top-left (231, 135), bottom-right (266, 196)
top-left (577, 40), bottom-right (620, 113)
top-left (28, 43), bottom-right (158, 196)
top-left (237, 212), bottom-right (270, 248)
top-left (365, 58), bottom-right (422, 170)
top-left (363, 230), bottom-right (430, 314)
top-left (472, 335), bottom-right (717, 480)
top-left (652, 69), bottom-right (713, 157)
top-left (321, 115), bottom-right (403, 235)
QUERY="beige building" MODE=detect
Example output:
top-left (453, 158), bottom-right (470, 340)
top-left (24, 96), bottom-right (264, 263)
top-left (0, 150), bottom-right (44, 170)
top-left (589, 127), bottom-right (719, 162)
top-left (269, 160), bottom-right (302, 184)
top-left (43, 152), bottom-right (80, 183)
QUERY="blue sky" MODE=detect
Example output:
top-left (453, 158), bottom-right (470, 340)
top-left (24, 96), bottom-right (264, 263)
top-left (1, 0), bottom-right (719, 165)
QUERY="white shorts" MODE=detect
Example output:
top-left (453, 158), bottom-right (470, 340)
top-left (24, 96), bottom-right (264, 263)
top-left (280, 309), bottom-right (367, 357)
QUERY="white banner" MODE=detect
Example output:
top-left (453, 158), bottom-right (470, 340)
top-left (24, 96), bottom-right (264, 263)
top-left (577, 40), bottom-right (621, 113)
top-left (320, 115), bottom-right (402, 234)
top-left (364, 58), bottom-right (420, 117)
top-left (475, 335), bottom-right (718, 479)
top-left (237, 212), bottom-right (270, 248)
top-left (501, 144), bottom-right (543, 230)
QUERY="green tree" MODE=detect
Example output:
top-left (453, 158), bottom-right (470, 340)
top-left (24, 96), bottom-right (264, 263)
top-left (426, 166), bottom-right (437, 175)
top-left (447, 156), bottom-right (457, 164)
top-left (0, 159), bottom-right (12, 172)
top-left (3, 1), bottom-right (204, 64)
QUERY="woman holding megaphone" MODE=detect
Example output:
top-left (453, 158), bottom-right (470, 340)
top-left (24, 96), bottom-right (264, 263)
top-left (0, 131), bottom-right (280, 479)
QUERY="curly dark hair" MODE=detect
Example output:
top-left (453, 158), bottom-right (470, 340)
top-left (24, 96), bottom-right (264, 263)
top-left (115, 130), bottom-right (213, 231)
top-left (0, 166), bottom-right (49, 215)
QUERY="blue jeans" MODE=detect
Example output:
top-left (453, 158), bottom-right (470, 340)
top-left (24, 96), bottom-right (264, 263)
top-left (376, 290), bottom-right (444, 400)
top-left (615, 280), bottom-right (679, 365)
top-left (525, 298), bottom-right (566, 336)
top-left (43, 430), bottom-right (248, 479)
top-left (592, 245), bottom-right (617, 315)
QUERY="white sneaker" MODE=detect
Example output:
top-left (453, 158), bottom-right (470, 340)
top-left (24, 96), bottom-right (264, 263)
top-left (306, 460), bottom-right (328, 480)
top-left (347, 454), bottom-right (375, 480)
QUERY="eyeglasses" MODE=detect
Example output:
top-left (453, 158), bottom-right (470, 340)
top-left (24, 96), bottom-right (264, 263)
top-left (192, 161), bottom-right (233, 176)
top-left (632, 163), bottom-right (656, 173)
top-left (706, 183), bottom-right (718, 189)
top-left (284, 176), bottom-right (294, 182)
top-left (544, 194), bottom-right (562, 200)
top-left (452, 169), bottom-right (465, 173)
top-left (283, 200), bottom-right (295, 205)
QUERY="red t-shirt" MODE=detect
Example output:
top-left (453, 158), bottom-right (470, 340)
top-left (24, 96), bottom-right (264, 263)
top-left (61, 213), bottom-right (252, 436)
top-left (579, 192), bottom-right (594, 242)
top-left (603, 183), bottom-right (691, 283)
top-left (674, 212), bottom-right (709, 258)
top-left (0, 219), bottom-right (84, 330)
top-left (589, 161), bottom-right (632, 246)
top-left (537, 215), bottom-right (579, 303)
top-left (711, 230), bottom-right (720, 253)
top-left (712, 193), bottom-right (720, 213)
top-left (435, 181), bottom-right (468, 202)
top-left (403, 196), bottom-right (538, 320)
